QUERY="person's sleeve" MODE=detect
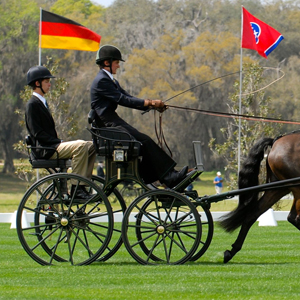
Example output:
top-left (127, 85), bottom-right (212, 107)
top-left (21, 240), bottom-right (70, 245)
top-left (96, 77), bottom-right (148, 111)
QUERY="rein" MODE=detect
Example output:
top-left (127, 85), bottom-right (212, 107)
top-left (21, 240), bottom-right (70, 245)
top-left (166, 104), bottom-right (300, 125)
top-left (151, 67), bottom-right (287, 155)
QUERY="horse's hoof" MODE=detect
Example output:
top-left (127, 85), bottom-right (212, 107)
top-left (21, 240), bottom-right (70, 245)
top-left (223, 250), bottom-right (232, 263)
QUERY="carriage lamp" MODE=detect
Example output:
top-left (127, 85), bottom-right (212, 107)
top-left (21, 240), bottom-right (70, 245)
top-left (113, 149), bottom-right (124, 161)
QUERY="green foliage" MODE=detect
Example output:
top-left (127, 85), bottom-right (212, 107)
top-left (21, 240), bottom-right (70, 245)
top-left (209, 63), bottom-right (282, 189)
top-left (51, 0), bottom-right (106, 29)
top-left (1, 0), bottom-right (300, 173)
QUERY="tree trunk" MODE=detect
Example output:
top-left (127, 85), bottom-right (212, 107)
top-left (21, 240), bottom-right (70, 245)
top-left (1, 139), bottom-right (15, 174)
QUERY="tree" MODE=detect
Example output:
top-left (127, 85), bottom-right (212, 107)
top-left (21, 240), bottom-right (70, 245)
top-left (0, 0), bottom-right (39, 173)
top-left (209, 63), bottom-right (282, 189)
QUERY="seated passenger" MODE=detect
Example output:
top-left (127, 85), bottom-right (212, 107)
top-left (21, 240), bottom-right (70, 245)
top-left (90, 45), bottom-right (188, 188)
top-left (25, 66), bottom-right (96, 200)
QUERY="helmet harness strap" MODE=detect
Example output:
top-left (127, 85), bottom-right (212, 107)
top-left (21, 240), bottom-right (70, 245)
top-left (37, 79), bottom-right (46, 95)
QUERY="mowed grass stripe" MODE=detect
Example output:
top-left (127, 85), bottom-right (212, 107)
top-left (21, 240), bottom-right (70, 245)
top-left (0, 221), bottom-right (299, 299)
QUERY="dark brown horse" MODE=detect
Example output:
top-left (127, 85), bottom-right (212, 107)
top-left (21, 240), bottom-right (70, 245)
top-left (220, 132), bottom-right (300, 263)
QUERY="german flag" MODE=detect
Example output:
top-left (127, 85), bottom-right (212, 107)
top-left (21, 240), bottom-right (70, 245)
top-left (40, 10), bottom-right (101, 51)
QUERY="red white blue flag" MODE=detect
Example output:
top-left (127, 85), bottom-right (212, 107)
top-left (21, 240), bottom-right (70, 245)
top-left (242, 7), bottom-right (284, 58)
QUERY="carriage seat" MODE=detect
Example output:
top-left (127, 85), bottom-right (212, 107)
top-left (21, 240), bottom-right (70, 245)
top-left (87, 109), bottom-right (142, 160)
top-left (25, 136), bottom-right (71, 171)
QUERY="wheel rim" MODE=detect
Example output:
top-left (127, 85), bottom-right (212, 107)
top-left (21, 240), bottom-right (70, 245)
top-left (122, 190), bottom-right (201, 265)
top-left (189, 204), bottom-right (214, 261)
top-left (91, 175), bottom-right (127, 262)
top-left (16, 173), bottom-right (113, 266)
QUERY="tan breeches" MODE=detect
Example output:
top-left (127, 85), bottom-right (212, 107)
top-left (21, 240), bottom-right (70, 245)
top-left (50, 140), bottom-right (96, 184)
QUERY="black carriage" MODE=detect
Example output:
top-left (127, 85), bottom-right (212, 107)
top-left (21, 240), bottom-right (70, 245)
top-left (16, 109), bottom-right (214, 265)
top-left (18, 110), bottom-right (300, 266)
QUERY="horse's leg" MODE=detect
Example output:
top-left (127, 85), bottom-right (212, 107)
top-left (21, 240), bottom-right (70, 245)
top-left (287, 189), bottom-right (300, 229)
top-left (224, 188), bottom-right (289, 263)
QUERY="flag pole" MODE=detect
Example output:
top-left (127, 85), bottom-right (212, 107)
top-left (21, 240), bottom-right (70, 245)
top-left (39, 7), bottom-right (42, 66)
top-left (238, 5), bottom-right (243, 177)
top-left (37, 7), bottom-right (42, 183)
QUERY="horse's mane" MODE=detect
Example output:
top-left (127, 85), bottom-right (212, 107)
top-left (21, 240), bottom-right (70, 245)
top-left (273, 129), bottom-right (300, 143)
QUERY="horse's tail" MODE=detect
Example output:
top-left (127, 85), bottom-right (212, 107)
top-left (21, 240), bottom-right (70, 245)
top-left (220, 137), bottom-right (274, 232)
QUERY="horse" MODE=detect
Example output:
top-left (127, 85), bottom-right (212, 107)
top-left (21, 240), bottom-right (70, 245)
top-left (220, 131), bottom-right (300, 263)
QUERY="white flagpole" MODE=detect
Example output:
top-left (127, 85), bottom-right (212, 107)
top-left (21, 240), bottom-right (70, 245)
top-left (238, 5), bottom-right (244, 177)
top-left (39, 7), bottom-right (42, 66)
top-left (37, 7), bottom-right (42, 183)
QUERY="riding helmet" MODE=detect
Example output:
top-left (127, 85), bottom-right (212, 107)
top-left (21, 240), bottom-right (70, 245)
top-left (95, 45), bottom-right (125, 65)
top-left (27, 66), bottom-right (55, 86)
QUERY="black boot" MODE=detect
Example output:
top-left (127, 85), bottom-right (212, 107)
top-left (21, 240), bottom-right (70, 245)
top-left (161, 166), bottom-right (188, 188)
top-left (71, 185), bottom-right (93, 202)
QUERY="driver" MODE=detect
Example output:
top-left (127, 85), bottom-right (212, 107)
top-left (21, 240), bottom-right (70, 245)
top-left (90, 45), bottom-right (189, 188)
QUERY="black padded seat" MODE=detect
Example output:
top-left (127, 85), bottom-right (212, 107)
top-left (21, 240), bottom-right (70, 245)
top-left (25, 136), bottom-right (71, 171)
top-left (29, 154), bottom-right (72, 170)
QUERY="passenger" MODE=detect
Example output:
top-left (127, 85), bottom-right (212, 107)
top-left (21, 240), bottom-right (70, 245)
top-left (25, 66), bottom-right (96, 200)
top-left (90, 45), bottom-right (189, 188)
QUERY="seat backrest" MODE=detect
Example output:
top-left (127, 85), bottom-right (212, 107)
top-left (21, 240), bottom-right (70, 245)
top-left (193, 141), bottom-right (204, 171)
top-left (88, 109), bottom-right (105, 128)
top-left (25, 135), bottom-right (34, 146)
top-left (90, 127), bottom-right (141, 159)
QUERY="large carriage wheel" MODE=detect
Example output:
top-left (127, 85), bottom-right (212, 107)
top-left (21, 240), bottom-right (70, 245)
top-left (122, 189), bottom-right (201, 265)
top-left (16, 173), bottom-right (113, 266)
top-left (189, 203), bottom-right (214, 261)
top-left (91, 175), bottom-right (127, 262)
top-left (118, 180), bottom-right (146, 204)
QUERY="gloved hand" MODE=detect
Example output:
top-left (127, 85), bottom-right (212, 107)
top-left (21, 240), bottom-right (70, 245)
top-left (144, 99), bottom-right (167, 112)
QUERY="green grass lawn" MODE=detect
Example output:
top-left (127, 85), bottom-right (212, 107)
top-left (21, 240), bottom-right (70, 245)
top-left (1, 221), bottom-right (300, 299)
top-left (0, 169), bottom-right (292, 213)
top-left (0, 169), bottom-right (224, 213)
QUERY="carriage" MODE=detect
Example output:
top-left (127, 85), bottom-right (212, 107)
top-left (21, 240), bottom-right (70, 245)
top-left (15, 110), bottom-right (300, 265)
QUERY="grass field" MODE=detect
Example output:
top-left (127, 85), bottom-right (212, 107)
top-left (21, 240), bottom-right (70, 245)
top-left (0, 170), bottom-right (239, 213)
top-left (0, 167), bottom-right (298, 299)
top-left (0, 169), bottom-right (292, 213)
top-left (1, 221), bottom-right (300, 299)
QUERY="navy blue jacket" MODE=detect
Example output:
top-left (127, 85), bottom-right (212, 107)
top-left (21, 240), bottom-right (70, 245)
top-left (90, 69), bottom-right (147, 125)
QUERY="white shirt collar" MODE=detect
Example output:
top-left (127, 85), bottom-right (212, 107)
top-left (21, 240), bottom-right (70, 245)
top-left (102, 68), bottom-right (114, 80)
top-left (33, 92), bottom-right (47, 108)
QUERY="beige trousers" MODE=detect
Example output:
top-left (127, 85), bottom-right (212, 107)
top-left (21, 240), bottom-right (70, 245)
top-left (50, 140), bottom-right (96, 184)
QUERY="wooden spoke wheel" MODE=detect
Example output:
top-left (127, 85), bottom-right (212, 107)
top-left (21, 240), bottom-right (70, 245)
top-left (16, 173), bottom-right (113, 266)
top-left (121, 189), bottom-right (201, 265)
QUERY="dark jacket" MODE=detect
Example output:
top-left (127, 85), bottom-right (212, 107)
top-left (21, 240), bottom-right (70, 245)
top-left (25, 95), bottom-right (61, 159)
top-left (90, 69), bottom-right (148, 125)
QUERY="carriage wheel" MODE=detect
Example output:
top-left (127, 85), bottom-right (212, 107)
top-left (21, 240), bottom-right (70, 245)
top-left (189, 203), bottom-right (214, 261)
top-left (118, 180), bottom-right (146, 204)
top-left (91, 175), bottom-right (127, 262)
top-left (122, 189), bottom-right (201, 265)
top-left (16, 173), bottom-right (113, 266)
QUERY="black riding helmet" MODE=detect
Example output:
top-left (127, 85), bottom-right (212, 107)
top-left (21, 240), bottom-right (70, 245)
top-left (27, 66), bottom-right (55, 94)
top-left (95, 45), bottom-right (125, 65)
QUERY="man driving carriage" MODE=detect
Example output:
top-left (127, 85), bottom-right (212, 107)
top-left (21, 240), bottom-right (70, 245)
top-left (25, 66), bottom-right (96, 200)
top-left (90, 45), bottom-right (189, 188)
